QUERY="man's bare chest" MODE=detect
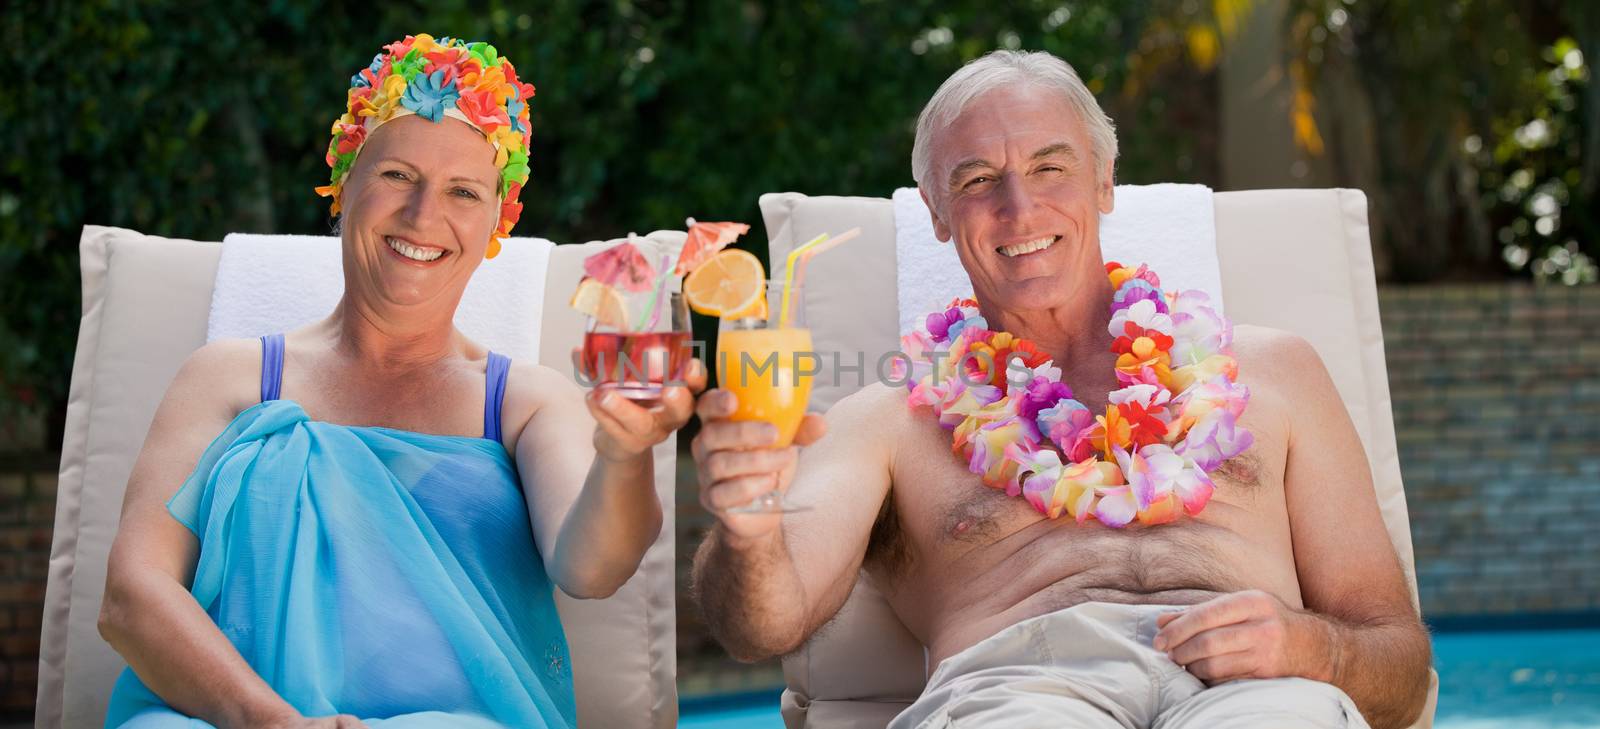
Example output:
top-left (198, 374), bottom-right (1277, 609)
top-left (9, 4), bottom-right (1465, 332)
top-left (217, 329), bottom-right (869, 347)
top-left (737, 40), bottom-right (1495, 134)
top-left (882, 407), bottom-right (1284, 562)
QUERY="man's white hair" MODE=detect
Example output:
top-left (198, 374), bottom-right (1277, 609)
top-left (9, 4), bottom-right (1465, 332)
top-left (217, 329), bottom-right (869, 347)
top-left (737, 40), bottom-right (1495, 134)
top-left (912, 50), bottom-right (1118, 191)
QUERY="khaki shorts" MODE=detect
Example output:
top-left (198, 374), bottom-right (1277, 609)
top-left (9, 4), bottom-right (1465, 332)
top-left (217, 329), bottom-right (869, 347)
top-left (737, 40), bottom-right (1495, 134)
top-left (888, 602), bottom-right (1369, 729)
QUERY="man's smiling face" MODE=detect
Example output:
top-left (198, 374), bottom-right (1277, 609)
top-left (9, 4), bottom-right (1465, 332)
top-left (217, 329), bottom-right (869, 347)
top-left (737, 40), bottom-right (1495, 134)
top-left (923, 83), bottom-right (1115, 316)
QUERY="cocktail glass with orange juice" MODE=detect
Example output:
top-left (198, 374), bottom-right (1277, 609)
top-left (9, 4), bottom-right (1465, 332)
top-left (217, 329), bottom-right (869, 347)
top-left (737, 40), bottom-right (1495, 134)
top-left (718, 305), bottom-right (814, 449)
top-left (684, 249), bottom-right (816, 513)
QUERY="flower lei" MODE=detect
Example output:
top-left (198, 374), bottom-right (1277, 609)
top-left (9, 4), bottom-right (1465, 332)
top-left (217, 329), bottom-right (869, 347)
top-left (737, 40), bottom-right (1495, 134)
top-left (314, 34), bottom-right (536, 259)
top-left (900, 262), bottom-right (1254, 527)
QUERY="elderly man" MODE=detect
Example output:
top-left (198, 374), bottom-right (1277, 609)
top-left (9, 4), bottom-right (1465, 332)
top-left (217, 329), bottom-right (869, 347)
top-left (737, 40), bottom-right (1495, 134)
top-left (691, 50), bottom-right (1430, 729)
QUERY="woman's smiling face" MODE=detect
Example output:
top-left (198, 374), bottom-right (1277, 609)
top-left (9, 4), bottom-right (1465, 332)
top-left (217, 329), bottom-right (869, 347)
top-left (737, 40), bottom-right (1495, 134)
top-left (336, 113), bottom-right (501, 310)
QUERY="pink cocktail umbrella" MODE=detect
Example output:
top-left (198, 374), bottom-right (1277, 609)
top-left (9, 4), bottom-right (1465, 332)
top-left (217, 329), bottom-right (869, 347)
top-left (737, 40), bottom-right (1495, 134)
top-left (676, 219), bottom-right (750, 275)
top-left (584, 239), bottom-right (657, 292)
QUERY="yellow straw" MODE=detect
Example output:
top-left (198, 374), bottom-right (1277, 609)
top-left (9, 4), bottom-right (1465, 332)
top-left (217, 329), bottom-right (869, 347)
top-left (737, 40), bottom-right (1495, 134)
top-left (780, 232), bottom-right (830, 328)
top-left (792, 227), bottom-right (859, 291)
top-left (779, 228), bottom-right (862, 328)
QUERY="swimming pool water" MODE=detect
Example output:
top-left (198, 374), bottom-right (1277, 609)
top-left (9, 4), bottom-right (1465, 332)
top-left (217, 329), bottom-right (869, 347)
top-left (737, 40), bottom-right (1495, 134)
top-left (680, 692), bottom-right (785, 729)
top-left (1432, 628), bottom-right (1600, 729)
top-left (680, 628), bottom-right (1600, 728)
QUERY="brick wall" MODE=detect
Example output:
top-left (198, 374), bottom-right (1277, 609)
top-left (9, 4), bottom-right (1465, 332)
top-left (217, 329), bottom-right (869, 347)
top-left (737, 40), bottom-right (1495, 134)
top-left (0, 455), bottom-right (55, 719)
top-left (1381, 284), bottom-right (1600, 619)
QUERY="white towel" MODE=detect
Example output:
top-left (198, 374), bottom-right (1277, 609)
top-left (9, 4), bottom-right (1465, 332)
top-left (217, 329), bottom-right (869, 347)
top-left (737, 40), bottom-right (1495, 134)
top-left (207, 234), bottom-right (554, 363)
top-left (893, 183), bottom-right (1222, 336)
top-left (892, 188), bottom-right (976, 336)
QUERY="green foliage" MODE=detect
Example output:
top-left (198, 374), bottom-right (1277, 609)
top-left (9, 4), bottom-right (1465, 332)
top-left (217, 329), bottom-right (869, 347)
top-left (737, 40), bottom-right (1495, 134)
top-left (1478, 36), bottom-right (1596, 284)
top-left (0, 0), bottom-right (1212, 422)
top-left (4, 0), bottom-right (1590, 424)
top-left (1288, 0), bottom-right (1597, 283)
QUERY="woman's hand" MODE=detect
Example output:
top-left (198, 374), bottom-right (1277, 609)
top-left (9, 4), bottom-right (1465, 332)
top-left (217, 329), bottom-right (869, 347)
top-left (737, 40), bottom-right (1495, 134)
top-left (585, 358), bottom-right (707, 463)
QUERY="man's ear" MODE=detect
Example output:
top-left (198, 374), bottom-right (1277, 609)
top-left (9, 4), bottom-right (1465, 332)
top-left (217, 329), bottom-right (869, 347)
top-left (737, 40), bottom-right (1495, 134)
top-left (1097, 162), bottom-right (1115, 215)
top-left (918, 186), bottom-right (953, 243)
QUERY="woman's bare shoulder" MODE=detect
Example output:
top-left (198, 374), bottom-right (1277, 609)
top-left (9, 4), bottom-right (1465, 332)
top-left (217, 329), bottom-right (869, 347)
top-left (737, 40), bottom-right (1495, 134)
top-left (499, 360), bottom-right (582, 443)
top-left (120, 339), bottom-right (264, 511)
top-left (168, 338), bottom-right (265, 418)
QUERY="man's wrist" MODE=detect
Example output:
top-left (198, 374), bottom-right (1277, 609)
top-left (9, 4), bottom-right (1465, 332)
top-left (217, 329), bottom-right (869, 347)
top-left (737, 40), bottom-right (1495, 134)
top-left (714, 520), bottom-right (782, 554)
top-left (1297, 612), bottom-right (1342, 684)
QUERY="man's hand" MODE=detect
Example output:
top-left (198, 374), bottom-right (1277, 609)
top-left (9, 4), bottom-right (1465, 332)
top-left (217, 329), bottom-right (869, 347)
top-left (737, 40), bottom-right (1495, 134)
top-left (584, 356), bottom-right (707, 463)
top-left (691, 388), bottom-right (826, 541)
top-left (1154, 589), bottom-right (1336, 685)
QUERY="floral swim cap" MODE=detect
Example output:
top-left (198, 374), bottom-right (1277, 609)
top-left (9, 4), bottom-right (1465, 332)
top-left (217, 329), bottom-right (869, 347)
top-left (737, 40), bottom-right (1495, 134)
top-left (315, 34), bottom-right (535, 258)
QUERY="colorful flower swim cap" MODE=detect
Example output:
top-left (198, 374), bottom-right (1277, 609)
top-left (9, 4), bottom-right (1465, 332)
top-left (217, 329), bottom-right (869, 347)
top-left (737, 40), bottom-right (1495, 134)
top-left (315, 34), bottom-right (535, 258)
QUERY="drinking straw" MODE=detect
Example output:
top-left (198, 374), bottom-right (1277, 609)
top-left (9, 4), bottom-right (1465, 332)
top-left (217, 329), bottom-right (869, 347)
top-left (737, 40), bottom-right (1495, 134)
top-left (779, 232), bottom-right (830, 329)
top-left (638, 252), bottom-right (675, 331)
top-left (779, 227), bottom-right (861, 328)
top-left (790, 227), bottom-right (859, 296)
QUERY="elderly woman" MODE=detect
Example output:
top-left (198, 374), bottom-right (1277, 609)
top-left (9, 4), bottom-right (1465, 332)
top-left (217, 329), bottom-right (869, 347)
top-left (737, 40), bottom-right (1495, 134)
top-left (96, 35), bottom-right (697, 728)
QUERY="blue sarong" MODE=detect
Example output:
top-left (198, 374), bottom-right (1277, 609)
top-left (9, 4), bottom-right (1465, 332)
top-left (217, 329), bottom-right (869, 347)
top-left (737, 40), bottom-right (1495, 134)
top-left (104, 399), bottom-right (576, 728)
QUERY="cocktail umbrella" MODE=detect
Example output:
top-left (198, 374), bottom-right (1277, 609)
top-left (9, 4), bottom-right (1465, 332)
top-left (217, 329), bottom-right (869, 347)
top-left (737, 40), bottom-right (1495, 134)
top-left (584, 238), bottom-right (657, 292)
top-left (676, 219), bottom-right (751, 275)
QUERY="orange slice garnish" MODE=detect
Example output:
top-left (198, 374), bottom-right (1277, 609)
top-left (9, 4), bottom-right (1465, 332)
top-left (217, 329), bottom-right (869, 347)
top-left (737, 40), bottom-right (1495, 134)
top-left (683, 249), bottom-right (765, 318)
top-left (570, 278), bottom-right (628, 327)
top-left (729, 293), bottom-right (767, 321)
